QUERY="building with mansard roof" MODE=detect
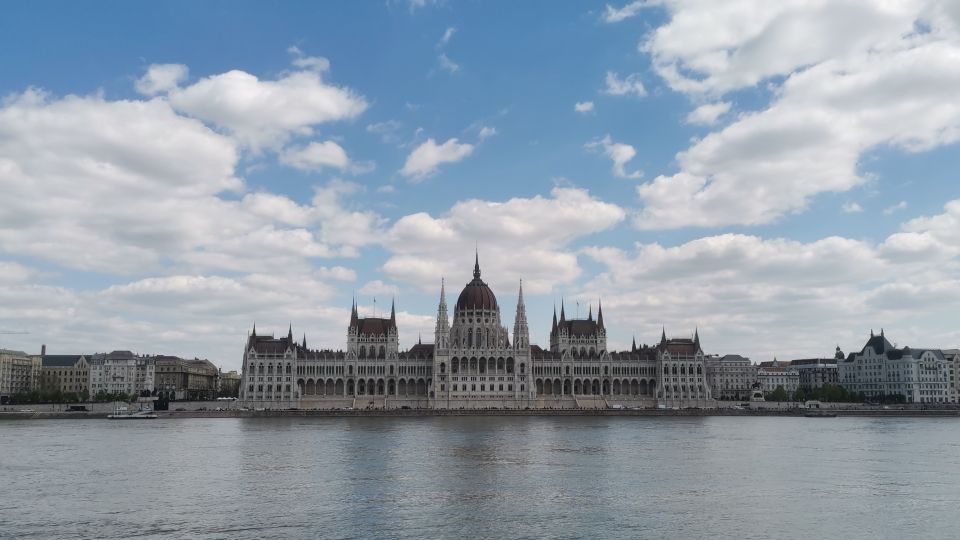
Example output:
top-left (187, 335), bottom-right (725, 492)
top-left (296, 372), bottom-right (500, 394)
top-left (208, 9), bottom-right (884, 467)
top-left (838, 329), bottom-right (949, 403)
top-left (238, 254), bottom-right (711, 409)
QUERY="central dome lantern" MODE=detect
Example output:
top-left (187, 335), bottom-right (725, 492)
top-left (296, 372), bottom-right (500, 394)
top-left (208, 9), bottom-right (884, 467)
top-left (455, 253), bottom-right (498, 312)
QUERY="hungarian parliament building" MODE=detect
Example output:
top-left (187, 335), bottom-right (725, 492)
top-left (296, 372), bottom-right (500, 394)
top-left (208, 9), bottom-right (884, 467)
top-left (239, 256), bottom-right (711, 409)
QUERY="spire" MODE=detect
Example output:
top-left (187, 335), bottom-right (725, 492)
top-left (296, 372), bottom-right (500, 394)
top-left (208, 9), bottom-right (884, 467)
top-left (551, 304), bottom-right (558, 334)
top-left (418, 332), bottom-right (422, 345)
top-left (870, 328), bottom-right (874, 338)
top-left (302, 333), bottom-right (307, 349)
top-left (513, 279), bottom-right (529, 349)
top-left (597, 299), bottom-right (604, 329)
top-left (694, 327), bottom-right (700, 344)
top-left (251, 322), bottom-right (256, 337)
top-left (350, 298), bottom-right (359, 327)
top-left (560, 299), bottom-right (566, 322)
top-left (660, 326), bottom-right (667, 344)
top-left (880, 328), bottom-right (884, 337)
top-left (288, 323), bottom-right (293, 341)
top-left (588, 303), bottom-right (593, 321)
top-left (631, 335), bottom-right (637, 353)
top-left (390, 298), bottom-right (396, 327)
top-left (473, 250), bottom-right (481, 279)
top-left (435, 278), bottom-right (450, 347)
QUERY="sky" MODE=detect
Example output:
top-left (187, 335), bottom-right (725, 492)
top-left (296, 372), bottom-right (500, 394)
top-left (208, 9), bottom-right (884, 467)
top-left (1, 0), bottom-right (959, 371)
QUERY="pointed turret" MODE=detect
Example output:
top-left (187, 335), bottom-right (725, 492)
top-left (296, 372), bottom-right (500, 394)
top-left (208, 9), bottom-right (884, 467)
top-left (597, 299), bottom-right (604, 329)
top-left (513, 279), bottom-right (529, 350)
top-left (251, 322), bottom-right (256, 337)
top-left (473, 250), bottom-right (481, 280)
top-left (660, 327), bottom-right (667, 345)
top-left (302, 333), bottom-right (307, 349)
top-left (694, 327), bottom-right (700, 344)
top-left (551, 304), bottom-right (558, 335)
top-left (350, 298), bottom-right (359, 328)
top-left (390, 298), bottom-right (396, 328)
top-left (588, 304), bottom-right (593, 321)
top-left (288, 323), bottom-right (293, 341)
top-left (560, 299), bottom-right (566, 322)
top-left (434, 278), bottom-right (450, 349)
top-left (631, 336), bottom-right (637, 353)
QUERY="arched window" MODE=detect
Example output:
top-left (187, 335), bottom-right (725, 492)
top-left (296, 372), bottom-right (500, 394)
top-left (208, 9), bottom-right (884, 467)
top-left (440, 362), bottom-right (446, 374)
top-left (379, 346), bottom-right (385, 358)
top-left (359, 346), bottom-right (366, 358)
top-left (468, 328), bottom-right (473, 348)
top-left (672, 365), bottom-right (678, 375)
top-left (680, 365), bottom-right (686, 375)
top-left (348, 365), bottom-right (354, 375)
top-left (697, 365), bottom-right (702, 375)
top-left (565, 366), bottom-right (570, 375)
top-left (580, 347), bottom-right (587, 357)
top-left (520, 363), bottom-right (526, 374)
top-left (663, 365), bottom-right (668, 374)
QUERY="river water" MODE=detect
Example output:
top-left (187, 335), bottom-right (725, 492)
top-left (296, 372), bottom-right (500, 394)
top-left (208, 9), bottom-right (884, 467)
top-left (1, 416), bottom-right (959, 539)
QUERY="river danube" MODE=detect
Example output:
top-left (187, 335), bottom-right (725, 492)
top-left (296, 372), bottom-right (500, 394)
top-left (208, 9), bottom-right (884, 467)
top-left (2, 416), bottom-right (959, 539)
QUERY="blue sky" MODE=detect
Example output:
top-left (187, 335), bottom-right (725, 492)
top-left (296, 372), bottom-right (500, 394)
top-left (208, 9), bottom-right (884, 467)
top-left (1, 1), bottom-right (959, 370)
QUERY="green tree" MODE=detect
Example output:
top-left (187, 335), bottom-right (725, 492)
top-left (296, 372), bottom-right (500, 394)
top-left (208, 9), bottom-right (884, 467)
top-left (767, 386), bottom-right (789, 402)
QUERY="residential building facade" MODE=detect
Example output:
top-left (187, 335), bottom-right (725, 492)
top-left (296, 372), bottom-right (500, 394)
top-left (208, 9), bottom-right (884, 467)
top-left (787, 350), bottom-right (841, 392)
top-left (40, 354), bottom-right (90, 396)
top-left (838, 330), bottom-right (949, 403)
top-left (88, 350), bottom-right (155, 398)
top-left (0, 349), bottom-right (41, 403)
top-left (154, 356), bottom-right (218, 400)
top-left (944, 349), bottom-right (959, 403)
top-left (705, 354), bottom-right (756, 400)
top-left (756, 359), bottom-right (800, 396)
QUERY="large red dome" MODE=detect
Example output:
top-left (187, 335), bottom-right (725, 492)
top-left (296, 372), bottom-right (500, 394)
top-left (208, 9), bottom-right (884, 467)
top-left (455, 255), bottom-right (498, 312)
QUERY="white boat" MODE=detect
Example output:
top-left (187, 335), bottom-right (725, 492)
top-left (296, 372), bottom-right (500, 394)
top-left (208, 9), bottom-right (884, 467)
top-left (107, 402), bottom-right (158, 420)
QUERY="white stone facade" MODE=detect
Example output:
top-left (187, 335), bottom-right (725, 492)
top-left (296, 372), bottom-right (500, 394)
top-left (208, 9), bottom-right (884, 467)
top-left (239, 256), bottom-right (711, 409)
top-left (705, 354), bottom-right (756, 400)
top-left (88, 351), bottom-right (155, 398)
top-left (838, 331), bottom-right (949, 403)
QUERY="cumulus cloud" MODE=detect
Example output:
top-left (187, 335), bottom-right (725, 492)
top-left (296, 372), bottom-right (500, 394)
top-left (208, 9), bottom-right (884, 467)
top-left (842, 202), bottom-right (864, 213)
top-left (603, 1), bottom-right (648, 23)
top-left (135, 63), bottom-right (189, 96)
top-left (585, 135), bottom-right (644, 179)
top-left (478, 126), bottom-right (497, 140)
top-left (633, 1), bottom-right (960, 229)
top-left (685, 101), bottom-right (731, 125)
top-left (0, 89), bottom-right (384, 275)
top-left (280, 140), bottom-right (373, 174)
top-left (438, 53), bottom-right (460, 73)
top-left (574, 101), bottom-right (595, 113)
top-left (359, 279), bottom-right (400, 297)
top-left (603, 71), bottom-right (646, 97)
top-left (400, 137), bottom-right (474, 180)
top-left (883, 201), bottom-right (908, 216)
top-left (167, 67), bottom-right (367, 150)
top-left (383, 187), bottom-right (626, 293)
top-left (580, 216), bottom-right (960, 361)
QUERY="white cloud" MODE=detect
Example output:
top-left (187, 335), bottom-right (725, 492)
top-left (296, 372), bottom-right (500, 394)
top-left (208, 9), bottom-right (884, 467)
top-left (603, 1), bottom-right (648, 23)
top-left (0, 89), bottom-right (385, 275)
top-left (883, 201), bottom-right (908, 215)
top-left (440, 27), bottom-right (456, 46)
top-left (280, 140), bottom-right (375, 175)
top-left (478, 126), bottom-right (497, 140)
top-left (685, 101), bottom-right (731, 125)
top-left (842, 202), bottom-right (864, 213)
top-left (135, 63), bottom-right (189, 96)
top-left (383, 187), bottom-right (626, 293)
top-left (287, 46), bottom-right (331, 72)
top-left (359, 279), bottom-right (400, 297)
top-left (603, 71), bottom-right (646, 97)
top-left (580, 219), bottom-right (960, 362)
top-left (367, 120), bottom-right (403, 144)
top-left (633, 2), bottom-right (960, 229)
top-left (0, 261), bottom-right (33, 285)
top-left (438, 53), bottom-right (460, 73)
top-left (574, 101), bottom-right (595, 113)
top-left (167, 66), bottom-right (367, 150)
top-left (280, 140), bottom-right (350, 171)
top-left (586, 135), bottom-right (644, 179)
top-left (400, 137), bottom-right (474, 180)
